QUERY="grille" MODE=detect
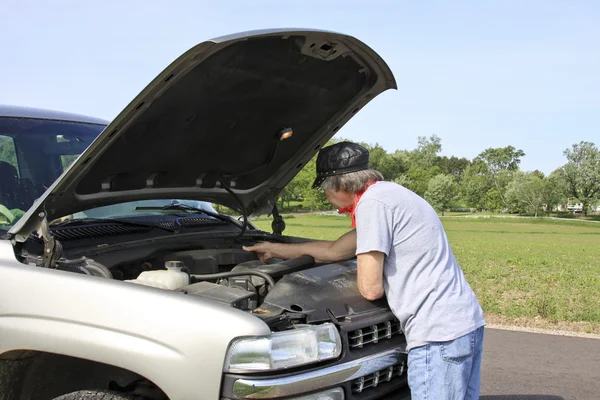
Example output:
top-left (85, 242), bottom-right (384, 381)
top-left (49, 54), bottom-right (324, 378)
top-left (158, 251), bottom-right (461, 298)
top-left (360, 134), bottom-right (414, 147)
top-left (348, 319), bottom-right (402, 349)
top-left (351, 361), bottom-right (406, 393)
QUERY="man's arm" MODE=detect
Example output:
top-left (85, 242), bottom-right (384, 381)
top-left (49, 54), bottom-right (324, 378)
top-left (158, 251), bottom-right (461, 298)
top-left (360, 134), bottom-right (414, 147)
top-left (356, 251), bottom-right (385, 301)
top-left (242, 230), bottom-right (357, 264)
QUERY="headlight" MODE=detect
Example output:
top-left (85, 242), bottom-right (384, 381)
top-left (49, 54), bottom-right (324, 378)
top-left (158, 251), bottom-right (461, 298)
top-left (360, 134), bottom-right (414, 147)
top-left (224, 323), bottom-right (342, 372)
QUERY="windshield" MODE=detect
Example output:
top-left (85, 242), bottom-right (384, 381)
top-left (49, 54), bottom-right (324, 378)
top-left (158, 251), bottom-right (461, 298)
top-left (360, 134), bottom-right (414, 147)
top-left (0, 116), bottom-right (221, 231)
top-left (69, 199), bottom-right (219, 219)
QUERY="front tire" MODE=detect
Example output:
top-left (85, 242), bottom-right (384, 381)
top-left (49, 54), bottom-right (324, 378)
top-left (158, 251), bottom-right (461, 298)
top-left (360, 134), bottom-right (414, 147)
top-left (52, 390), bottom-right (143, 400)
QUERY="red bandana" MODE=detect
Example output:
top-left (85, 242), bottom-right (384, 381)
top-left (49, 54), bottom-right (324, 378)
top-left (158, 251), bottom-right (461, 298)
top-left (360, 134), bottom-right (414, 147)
top-left (337, 180), bottom-right (378, 228)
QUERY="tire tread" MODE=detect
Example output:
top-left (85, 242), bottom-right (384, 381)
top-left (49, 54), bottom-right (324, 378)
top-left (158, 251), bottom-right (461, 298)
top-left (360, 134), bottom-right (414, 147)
top-left (53, 389), bottom-right (142, 400)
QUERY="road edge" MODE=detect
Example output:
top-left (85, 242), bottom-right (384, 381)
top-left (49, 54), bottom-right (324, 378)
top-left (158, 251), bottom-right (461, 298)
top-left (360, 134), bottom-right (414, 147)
top-left (486, 323), bottom-right (600, 339)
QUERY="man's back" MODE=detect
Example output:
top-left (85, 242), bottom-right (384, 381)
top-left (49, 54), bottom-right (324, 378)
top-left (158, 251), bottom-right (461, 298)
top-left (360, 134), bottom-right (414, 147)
top-left (355, 181), bottom-right (486, 350)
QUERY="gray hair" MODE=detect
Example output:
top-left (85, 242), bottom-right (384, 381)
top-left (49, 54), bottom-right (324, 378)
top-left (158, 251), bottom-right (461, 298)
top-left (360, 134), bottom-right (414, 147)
top-left (320, 169), bottom-right (384, 194)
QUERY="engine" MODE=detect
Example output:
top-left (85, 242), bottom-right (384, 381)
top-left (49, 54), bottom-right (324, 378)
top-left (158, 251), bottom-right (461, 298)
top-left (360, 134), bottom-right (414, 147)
top-left (123, 253), bottom-right (391, 331)
top-left (33, 244), bottom-right (390, 331)
top-left (125, 255), bottom-right (320, 313)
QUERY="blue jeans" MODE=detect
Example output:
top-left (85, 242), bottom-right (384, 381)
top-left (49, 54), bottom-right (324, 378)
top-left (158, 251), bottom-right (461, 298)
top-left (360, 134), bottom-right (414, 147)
top-left (407, 326), bottom-right (485, 400)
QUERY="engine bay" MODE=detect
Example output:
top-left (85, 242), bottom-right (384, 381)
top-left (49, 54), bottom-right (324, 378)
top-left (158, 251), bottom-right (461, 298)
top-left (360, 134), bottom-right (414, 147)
top-left (18, 235), bottom-right (391, 331)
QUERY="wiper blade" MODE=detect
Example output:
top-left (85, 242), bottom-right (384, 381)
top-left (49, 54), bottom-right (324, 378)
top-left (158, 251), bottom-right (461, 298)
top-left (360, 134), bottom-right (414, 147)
top-left (50, 217), bottom-right (177, 233)
top-left (133, 204), bottom-right (242, 230)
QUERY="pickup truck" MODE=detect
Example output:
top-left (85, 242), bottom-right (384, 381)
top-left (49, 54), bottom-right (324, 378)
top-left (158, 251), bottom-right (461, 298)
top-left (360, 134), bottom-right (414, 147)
top-left (0, 29), bottom-right (409, 400)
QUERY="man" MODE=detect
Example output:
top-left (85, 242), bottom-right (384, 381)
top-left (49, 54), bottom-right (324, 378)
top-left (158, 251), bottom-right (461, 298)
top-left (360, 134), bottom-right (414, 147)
top-left (243, 141), bottom-right (486, 400)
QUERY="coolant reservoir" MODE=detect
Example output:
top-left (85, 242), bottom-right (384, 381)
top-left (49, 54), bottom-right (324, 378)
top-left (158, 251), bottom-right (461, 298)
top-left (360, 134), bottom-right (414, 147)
top-left (126, 261), bottom-right (189, 290)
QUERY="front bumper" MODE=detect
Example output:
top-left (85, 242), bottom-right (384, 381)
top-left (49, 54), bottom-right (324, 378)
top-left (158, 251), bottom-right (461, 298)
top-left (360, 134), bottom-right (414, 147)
top-left (225, 347), bottom-right (408, 399)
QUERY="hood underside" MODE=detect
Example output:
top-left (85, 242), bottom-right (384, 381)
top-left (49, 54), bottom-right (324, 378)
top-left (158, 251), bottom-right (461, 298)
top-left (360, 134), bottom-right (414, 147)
top-left (10, 28), bottom-right (396, 241)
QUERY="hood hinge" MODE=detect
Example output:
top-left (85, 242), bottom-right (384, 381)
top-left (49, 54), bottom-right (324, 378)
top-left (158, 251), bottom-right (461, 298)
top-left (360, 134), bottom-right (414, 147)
top-left (39, 213), bottom-right (62, 268)
top-left (271, 205), bottom-right (286, 236)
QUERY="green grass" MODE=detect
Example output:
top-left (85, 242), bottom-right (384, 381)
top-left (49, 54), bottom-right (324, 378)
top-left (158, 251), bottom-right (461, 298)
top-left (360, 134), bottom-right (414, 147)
top-left (252, 215), bottom-right (600, 325)
top-left (442, 218), bottom-right (600, 324)
top-left (253, 214), bottom-right (351, 240)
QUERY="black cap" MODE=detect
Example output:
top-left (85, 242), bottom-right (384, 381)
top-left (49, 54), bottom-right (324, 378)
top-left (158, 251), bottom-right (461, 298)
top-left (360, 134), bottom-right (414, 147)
top-left (312, 141), bottom-right (370, 188)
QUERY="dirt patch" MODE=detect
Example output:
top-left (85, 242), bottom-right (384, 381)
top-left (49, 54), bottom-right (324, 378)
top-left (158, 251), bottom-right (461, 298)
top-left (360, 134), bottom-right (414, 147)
top-left (484, 312), bottom-right (600, 339)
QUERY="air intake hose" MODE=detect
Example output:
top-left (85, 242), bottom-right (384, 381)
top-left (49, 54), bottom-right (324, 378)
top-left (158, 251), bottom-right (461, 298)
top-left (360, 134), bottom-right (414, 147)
top-left (234, 255), bottom-right (316, 279)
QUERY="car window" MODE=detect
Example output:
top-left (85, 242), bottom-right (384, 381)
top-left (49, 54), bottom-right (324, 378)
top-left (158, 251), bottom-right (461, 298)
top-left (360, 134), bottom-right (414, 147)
top-left (0, 117), bottom-right (105, 230)
top-left (0, 135), bottom-right (18, 172)
top-left (0, 135), bottom-right (20, 227)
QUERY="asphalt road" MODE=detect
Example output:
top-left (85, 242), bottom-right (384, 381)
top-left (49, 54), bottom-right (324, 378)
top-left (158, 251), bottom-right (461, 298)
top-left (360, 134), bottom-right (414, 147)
top-left (480, 328), bottom-right (600, 400)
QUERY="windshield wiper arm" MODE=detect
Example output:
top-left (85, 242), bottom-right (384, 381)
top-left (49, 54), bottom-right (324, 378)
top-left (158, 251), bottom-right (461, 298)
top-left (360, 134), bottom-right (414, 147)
top-left (50, 217), bottom-right (177, 233)
top-left (133, 204), bottom-right (243, 230)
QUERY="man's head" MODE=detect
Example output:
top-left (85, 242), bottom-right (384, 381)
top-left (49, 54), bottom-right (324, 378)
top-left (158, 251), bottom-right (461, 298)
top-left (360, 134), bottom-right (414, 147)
top-left (312, 141), bottom-right (383, 207)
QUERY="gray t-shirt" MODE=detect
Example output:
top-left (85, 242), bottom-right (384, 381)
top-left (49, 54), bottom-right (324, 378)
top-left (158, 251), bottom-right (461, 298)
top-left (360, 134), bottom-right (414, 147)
top-left (355, 181), bottom-right (486, 351)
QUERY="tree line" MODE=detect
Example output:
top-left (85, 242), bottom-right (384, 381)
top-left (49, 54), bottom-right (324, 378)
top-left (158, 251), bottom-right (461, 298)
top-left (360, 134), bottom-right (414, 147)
top-left (279, 135), bottom-right (600, 217)
top-left (2, 133), bottom-right (598, 218)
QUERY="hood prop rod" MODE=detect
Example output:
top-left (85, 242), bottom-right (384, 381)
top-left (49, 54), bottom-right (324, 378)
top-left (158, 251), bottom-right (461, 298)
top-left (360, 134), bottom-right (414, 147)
top-left (219, 177), bottom-right (248, 237)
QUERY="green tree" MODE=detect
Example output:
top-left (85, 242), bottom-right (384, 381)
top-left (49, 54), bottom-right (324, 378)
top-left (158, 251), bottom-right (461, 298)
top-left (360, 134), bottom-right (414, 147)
top-left (474, 146), bottom-right (526, 207)
top-left (475, 146), bottom-right (526, 173)
top-left (531, 169), bottom-right (545, 179)
top-left (484, 188), bottom-right (504, 212)
top-left (560, 141), bottom-right (600, 216)
top-left (279, 183), bottom-right (298, 209)
top-left (425, 174), bottom-right (458, 216)
top-left (279, 139), bottom-right (336, 210)
top-left (459, 162), bottom-right (490, 210)
top-left (355, 143), bottom-right (408, 181)
top-left (506, 171), bottom-right (566, 217)
top-left (360, 143), bottom-right (387, 170)
top-left (438, 156), bottom-right (471, 182)
top-left (377, 152), bottom-right (408, 181)
top-left (404, 166), bottom-right (441, 198)
top-left (409, 134), bottom-right (442, 170)
top-left (506, 171), bottom-right (546, 217)
top-left (393, 174), bottom-right (412, 188)
top-left (303, 188), bottom-right (331, 211)
top-left (541, 171), bottom-right (568, 215)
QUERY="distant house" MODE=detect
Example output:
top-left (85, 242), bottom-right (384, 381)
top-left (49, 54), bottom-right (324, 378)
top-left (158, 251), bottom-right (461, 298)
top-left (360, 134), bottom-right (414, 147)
top-left (555, 198), bottom-right (600, 213)
top-left (555, 199), bottom-right (582, 213)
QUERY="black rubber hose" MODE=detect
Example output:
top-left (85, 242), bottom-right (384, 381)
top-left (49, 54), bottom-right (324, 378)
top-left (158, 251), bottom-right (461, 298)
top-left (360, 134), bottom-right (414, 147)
top-left (190, 270), bottom-right (276, 289)
top-left (251, 255), bottom-right (316, 279)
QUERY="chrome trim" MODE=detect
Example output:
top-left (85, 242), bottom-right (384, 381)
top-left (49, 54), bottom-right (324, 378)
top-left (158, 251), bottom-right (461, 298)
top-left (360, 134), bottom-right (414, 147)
top-left (352, 361), bottom-right (405, 393)
top-left (231, 347), bottom-right (404, 399)
top-left (348, 318), bottom-right (402, 349)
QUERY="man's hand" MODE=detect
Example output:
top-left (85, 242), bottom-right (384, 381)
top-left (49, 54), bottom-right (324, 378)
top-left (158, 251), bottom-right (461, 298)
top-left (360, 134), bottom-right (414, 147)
top-left (242, 242), bottom-right (284, 262)
top-left (356, 251), bottom-right (385, 301)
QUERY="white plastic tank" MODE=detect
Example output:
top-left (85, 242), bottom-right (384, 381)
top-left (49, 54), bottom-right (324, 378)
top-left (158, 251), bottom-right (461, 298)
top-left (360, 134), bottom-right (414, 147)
top-left (126, 261), bottom-right (189, 290)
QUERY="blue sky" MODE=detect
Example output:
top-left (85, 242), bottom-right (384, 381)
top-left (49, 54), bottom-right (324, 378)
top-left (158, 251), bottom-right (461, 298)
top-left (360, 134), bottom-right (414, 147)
top-left (2, 0), bottom-right (598, 174)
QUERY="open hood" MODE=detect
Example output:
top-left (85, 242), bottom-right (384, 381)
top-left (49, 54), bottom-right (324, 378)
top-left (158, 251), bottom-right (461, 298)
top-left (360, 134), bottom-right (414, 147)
top-left (10, 29), bottom-right (396, 241)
